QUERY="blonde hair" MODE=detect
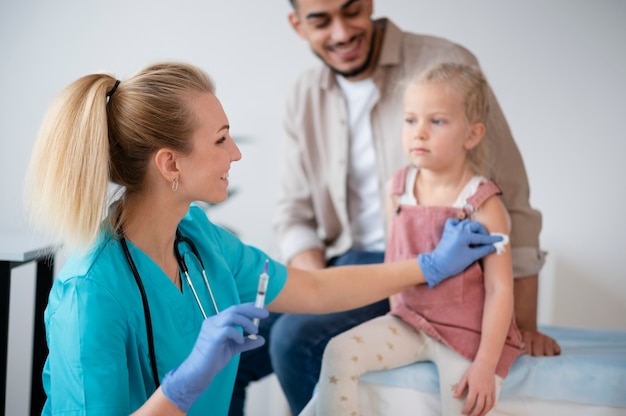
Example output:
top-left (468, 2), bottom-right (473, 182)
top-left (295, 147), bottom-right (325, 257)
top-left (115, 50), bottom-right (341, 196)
top-left (407, 62), bottom-right (490, 175)
top-left (24, 62), bottom-right (215, 252)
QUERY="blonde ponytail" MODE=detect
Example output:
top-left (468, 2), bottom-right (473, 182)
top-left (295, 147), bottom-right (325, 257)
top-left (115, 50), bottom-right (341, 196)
top-left (25, 74), bottom-right (116, 252)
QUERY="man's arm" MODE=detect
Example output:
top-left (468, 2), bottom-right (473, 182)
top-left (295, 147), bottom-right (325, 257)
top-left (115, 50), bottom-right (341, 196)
top-left (514, 275), bottom-right (561, 356)
top-left (273, 82), bottom-right (324, 263)
top-left (288, 248), bottom-right (326, 270)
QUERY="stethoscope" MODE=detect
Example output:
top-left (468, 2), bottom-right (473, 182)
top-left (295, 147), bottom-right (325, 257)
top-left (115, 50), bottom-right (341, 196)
top-left (120, 228), bottom-right (218, 388)
top-left (173, 229), bottom-right (219, 318)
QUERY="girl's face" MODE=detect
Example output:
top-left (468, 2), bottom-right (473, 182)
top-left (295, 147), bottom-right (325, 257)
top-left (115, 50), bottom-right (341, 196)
top-left (402, 82), bottom-right (477, 173)
top-left (178, 92), bottom-right (241, 204)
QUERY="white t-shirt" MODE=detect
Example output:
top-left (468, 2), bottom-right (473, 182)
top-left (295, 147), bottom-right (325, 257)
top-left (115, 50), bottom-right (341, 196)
top-left (336, 75), bottom-right (385, 251)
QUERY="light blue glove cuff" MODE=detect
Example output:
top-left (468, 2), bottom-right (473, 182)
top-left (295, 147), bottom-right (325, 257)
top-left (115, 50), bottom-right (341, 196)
top-left (417, 253), bottom-right (440, 288)
top-left (161, 366), bottom-right (204, 413)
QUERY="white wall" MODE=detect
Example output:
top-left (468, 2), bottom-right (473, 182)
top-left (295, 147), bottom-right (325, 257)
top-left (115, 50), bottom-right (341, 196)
top-left (2, 1), bottom-right (625, 415)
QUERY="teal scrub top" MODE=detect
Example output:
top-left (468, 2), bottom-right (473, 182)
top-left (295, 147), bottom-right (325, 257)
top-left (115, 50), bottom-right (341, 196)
top-left (41, 204), bottom-right (288, 416)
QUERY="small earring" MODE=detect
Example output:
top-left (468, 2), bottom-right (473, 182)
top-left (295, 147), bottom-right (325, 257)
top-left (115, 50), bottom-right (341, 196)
top-left (172, 178), bottom-right (179, 192)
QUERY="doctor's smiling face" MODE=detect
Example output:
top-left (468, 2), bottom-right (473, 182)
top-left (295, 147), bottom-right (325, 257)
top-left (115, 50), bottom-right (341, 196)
top-left (178, 92), bottom-right (242, 204)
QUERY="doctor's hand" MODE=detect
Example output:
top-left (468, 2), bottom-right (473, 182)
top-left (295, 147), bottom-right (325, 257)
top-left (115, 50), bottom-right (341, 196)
top-left (418, 219), bottom-right (502, 288)
top-left (161, 303), bottom-right (269, 412)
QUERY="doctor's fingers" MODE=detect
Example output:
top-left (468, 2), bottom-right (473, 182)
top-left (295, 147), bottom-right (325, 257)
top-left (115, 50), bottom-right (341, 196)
top-left (467, 230), bottom-right (502, 247)
top-left (235, 335), bottom-right (266, 354)
top-left (221, 303), bottom-right (269, 320)
top-left (205, 310), bottom-right (264, 336)
top-left (200, 324), bottom-right (248, 347)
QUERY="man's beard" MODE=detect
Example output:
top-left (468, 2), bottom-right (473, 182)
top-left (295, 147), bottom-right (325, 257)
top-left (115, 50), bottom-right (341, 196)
top-left (318, 28), bottom-right (377, 79)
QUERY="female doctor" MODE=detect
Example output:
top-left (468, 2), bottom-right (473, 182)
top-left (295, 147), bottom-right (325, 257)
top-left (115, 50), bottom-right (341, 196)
top-left (24, 62), bottom-right (501, 416)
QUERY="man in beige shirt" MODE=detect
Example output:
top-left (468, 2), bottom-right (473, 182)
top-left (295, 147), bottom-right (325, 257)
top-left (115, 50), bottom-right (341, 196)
top-left (231, 1), bottom-right (561, 415)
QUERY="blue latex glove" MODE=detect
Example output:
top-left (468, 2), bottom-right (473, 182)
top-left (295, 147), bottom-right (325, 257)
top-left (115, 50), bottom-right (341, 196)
top-left (161, 302), bottom-right (269, 412)
top-left (418, 218), bottom-right (502, 288)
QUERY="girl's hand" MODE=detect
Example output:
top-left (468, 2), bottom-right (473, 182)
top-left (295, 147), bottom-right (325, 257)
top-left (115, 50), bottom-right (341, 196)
top-left (454, 361), bottom-right (496, 416)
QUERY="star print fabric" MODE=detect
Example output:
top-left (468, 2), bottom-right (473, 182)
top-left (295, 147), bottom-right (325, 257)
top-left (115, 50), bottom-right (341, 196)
top-left (314, 315), bottom-right (503, 415)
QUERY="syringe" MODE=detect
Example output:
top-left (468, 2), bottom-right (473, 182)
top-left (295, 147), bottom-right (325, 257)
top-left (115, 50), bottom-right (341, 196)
top-left (248, 259), bottom-right (269, 339)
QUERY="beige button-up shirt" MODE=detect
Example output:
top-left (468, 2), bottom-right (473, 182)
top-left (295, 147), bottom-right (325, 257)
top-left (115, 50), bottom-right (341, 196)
top-left (274, 19), bottom-right (544, 277)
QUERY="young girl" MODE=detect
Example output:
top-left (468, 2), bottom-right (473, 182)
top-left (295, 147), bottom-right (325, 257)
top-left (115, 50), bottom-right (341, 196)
top-left (313, 62), bottom-right (525, 416)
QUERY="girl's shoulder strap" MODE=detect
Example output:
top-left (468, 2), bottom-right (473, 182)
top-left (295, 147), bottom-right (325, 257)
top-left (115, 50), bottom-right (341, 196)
top-left (390, 165), bottom-right (413, 196)
top-left (463, 179), bottom-right (502, 217)
top-left (389, 165), bottom-right (414, 215)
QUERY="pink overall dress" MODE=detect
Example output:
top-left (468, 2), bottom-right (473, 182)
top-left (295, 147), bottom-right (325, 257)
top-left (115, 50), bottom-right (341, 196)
top-left (388, 166), bottom-right (525, 377)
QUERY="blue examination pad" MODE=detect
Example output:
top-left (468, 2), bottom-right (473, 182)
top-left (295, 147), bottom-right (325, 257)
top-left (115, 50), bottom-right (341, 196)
top-left (360, 325), bottom-right (626, 407)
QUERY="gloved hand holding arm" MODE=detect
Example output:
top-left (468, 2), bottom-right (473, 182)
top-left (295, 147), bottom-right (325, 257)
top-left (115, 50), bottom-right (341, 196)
top-left (161, 303), bottom-right (269, 413)
top-left (418, 218), bottom-right (502, 287)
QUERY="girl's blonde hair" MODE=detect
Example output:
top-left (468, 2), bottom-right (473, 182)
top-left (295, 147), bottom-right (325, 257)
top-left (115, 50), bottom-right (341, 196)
top-left (24, 62), bottom-right (215, 252)
top-left (408, 62), bottom-right (490, 175)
